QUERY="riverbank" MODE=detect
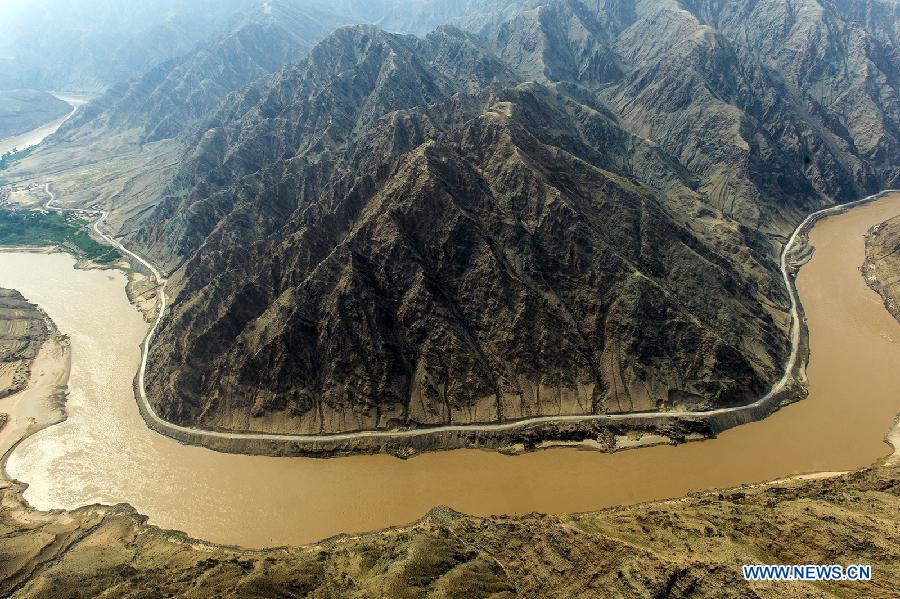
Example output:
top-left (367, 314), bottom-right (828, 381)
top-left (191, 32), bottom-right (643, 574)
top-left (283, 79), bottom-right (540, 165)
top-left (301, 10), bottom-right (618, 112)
top-left (0, 94), bottom-right (87, 158)
top-left (0, 191), bottom-right (898, 550)
top-left (0, 91), bottom-right (71, 141)
top-left (1, 391), bottom-right (898, 597)
top-left (120, 192), bottom-right (892, 457)
top-left (0, 293), bottom-right (69, 468)
top-left (0, 330), bottom-right (68, 475)
top-left (864, 213), bottom-right (900, 323)
top-left (0, 300), bottom-right (897, 597)
top-left (0, 206), bottom-right (121, 264)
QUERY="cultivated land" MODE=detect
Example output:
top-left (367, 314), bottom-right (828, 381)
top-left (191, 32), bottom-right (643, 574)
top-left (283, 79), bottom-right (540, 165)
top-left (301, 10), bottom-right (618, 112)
top-left (0, 290), bottom-right (49, 400)
top-left (0, 207), bottom-right (120, 264)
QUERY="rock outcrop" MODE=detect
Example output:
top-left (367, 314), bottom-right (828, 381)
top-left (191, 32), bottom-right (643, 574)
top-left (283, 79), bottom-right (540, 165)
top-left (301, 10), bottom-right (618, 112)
top-left (0, 289), bottom-right (48, 400)
top-left (865, 208), bottom-right (900, 322)
top-left (138, 22), bottom-right (793, 434)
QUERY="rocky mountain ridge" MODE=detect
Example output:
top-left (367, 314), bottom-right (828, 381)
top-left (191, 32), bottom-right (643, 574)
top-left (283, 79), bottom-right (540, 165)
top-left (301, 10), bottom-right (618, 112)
top-left (137, 18), bottom-right (795, 435)
top-left (15, 0), bottom-right (898, 439)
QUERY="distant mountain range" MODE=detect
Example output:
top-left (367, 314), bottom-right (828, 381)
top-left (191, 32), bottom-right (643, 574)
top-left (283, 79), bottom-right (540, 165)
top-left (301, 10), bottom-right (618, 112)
top-left (0, 0), bottom-right (260, 93)
top-left (14, 0), bottom-right (900, 436)
top-left (0, 0), bottom-right (533, 94)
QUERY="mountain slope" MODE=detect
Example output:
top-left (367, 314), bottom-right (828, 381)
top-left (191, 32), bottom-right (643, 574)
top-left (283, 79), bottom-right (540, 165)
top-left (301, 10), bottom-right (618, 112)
top-left (19, 0), bottom-right (897, 442)
top-left (0, 90), bottom-right (70, 139)
top-left (59, 1), bottom-right (350, 144)
top-left (131, 25), bottom-right (788, 434)
top-left (682, 0), bottom-right (900, 187)
top-left (487, 0), bottom-right (892, 231)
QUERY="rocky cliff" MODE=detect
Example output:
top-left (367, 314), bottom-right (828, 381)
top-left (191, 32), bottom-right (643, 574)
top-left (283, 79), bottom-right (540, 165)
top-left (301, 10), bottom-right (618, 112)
top-left (0, 289), bottom-right (48, 400)
top-left (865, 207), bottom-right (900, 322)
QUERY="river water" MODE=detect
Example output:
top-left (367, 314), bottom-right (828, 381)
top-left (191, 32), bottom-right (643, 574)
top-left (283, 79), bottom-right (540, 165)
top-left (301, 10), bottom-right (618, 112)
top-left (1, 193), bottom-right (898, 549)
top-left (0, 94), bottom-right (88, 156)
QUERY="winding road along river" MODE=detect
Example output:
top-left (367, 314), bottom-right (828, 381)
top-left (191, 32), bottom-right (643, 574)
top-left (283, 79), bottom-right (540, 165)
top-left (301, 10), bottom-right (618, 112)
top-left (0, 193), bottom-right (899, 549)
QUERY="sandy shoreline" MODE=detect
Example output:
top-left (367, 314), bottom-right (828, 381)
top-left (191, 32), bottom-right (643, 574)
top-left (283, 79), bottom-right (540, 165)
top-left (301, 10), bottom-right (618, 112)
top-left (0, 94), bottom-right (88, 157)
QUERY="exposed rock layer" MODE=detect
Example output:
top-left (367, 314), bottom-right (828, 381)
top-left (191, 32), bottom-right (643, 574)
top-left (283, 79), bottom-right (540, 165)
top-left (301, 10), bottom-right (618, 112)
top-left (865, 213), bottom-right (900, 321)
top-left (132, 0), bottom-right (898, 436)
top-left (0, 289), bottom-right (48, 400)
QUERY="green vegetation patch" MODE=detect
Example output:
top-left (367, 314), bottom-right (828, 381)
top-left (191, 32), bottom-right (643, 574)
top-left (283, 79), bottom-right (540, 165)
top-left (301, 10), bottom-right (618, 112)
top-left (0, 146), bottom-right (36, 171)
top-left (0, 209), bottom-right (121, 263)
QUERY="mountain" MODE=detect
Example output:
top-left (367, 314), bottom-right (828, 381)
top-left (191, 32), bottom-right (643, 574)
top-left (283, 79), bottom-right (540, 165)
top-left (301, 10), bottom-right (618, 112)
top-left (61, 1), bottom-right (350, 143)
top-left (14, 0), bottom-right (899, 440)
top-left (47, 0), bottom-right (544, 150)
top-left (0, 0), bottom-right (261, 93)
top-left (130, 23), bottom-right (789, 435)
top-left (0, 1), bottom-right (542, 239)
top-left (486, 0), bottom-right (896, 230)
top-left (865, 207), bottom-right (900, 322)
top-left (483, 0), bottom-right (624, 85)
top-left (683, 0), bottom-right (900, 187)
top-left (0, 289), bottom-right (48, 400)
top-left (0, 0), bottom-right (532, 96)
top-left (313, 0), bottom-right (537, 35)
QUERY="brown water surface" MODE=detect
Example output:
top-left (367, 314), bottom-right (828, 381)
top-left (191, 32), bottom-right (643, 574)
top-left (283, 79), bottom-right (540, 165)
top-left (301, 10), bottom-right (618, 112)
top-left (1, 193), bottom-right (898, 549)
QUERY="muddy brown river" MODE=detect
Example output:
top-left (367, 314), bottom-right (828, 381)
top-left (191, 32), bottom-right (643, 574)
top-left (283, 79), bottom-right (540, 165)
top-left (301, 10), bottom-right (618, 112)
top-left (1, 193), bottom-right (898, 549)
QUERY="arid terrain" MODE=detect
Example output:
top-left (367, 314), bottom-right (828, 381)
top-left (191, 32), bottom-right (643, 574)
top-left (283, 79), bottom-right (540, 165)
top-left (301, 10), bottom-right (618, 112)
top-left (0, 289), bottom-right (48, 400)
top-left (0, 0), bottom-right (898, 596)
top-left (4, 0), bottom-right (896, 444)
top-left (0, 221), bottom-right (899, 595)
top-left (1, 461), bottom-right (897, 598)
top-left (865, 215), bottom-right (900, 322)
top-left (0, 91), bottom-right (70, 140)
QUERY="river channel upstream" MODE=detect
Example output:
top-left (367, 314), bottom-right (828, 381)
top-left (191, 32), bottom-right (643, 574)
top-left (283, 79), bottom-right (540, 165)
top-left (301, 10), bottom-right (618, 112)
top-left (0, 94), bottom-right (88, 156)
top-left (0, 193), bottom-right (898, 549)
